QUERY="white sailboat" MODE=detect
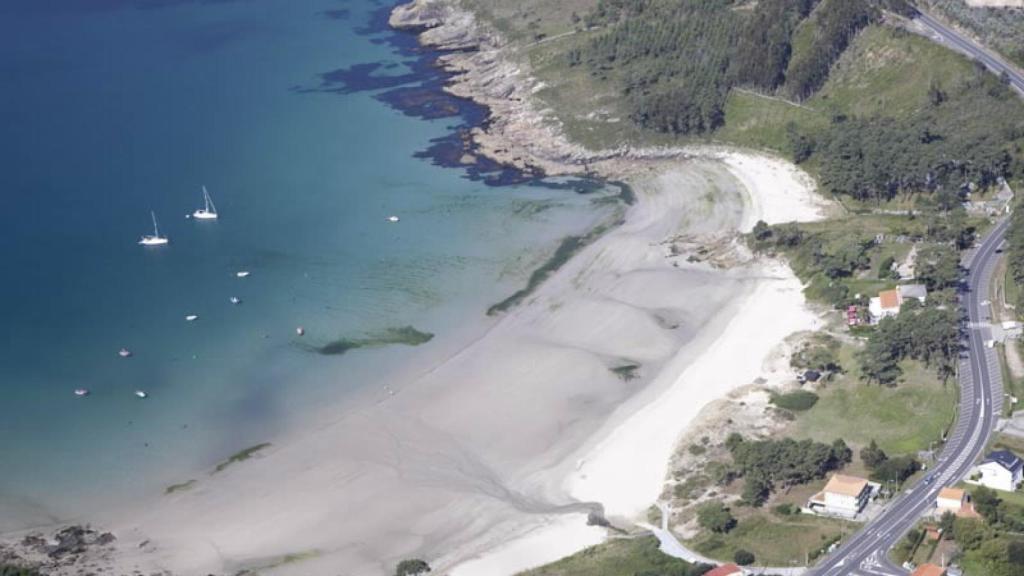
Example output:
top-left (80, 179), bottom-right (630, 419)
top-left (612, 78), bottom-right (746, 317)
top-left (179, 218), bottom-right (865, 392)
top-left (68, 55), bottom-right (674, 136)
top-left (192, 186), bottom-right (218, 220)
top-left (139, 211), bottom-right (169, 246)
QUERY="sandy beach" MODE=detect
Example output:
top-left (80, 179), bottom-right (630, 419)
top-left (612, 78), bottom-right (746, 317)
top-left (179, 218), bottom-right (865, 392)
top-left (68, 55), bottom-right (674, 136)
top-left (28, 147), bottom-right (826, 576)
top-left (0, 3), bottom-right (834, 576)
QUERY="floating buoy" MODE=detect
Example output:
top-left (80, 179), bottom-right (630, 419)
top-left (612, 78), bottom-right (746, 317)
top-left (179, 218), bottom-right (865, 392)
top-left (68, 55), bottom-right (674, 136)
top-left (296, 326), bottom-right (305, 336)
top-left (74, 388), bottom-right (90, 397)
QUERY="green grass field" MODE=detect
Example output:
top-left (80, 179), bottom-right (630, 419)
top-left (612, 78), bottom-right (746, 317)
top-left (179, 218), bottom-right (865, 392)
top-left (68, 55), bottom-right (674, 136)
top-left (517, 537), bottom-right (695, 576)
top-left (791, 345), bottom-right (958, 455)
top-left (688, 512), bottom-right (852, 567)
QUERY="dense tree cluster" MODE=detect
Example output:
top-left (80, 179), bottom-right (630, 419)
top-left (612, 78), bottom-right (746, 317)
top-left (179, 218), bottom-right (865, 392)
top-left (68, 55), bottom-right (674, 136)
top-left (858, 439), bottom-right (920, 485)
top-left (795, 64), bottom-right (1023, 202)
top-left (914, 244), bottom-right (961, 292)
top-left (732, 0), bottom-right (820, 92)
top-left (696, 501), bottom-right (736, 534)
top-left (1006, 207), bottom-right (1024, 311)
top-left (858, 305), bottom-right (960, 385)
top-left (726, 433), bottom-right (851, 507)
top-left (946, 487), bottom-right (1024, 573)
top-left (783, 0), bottom-right (878, 101)
top-left (571, 0), bottom-right (897, 135)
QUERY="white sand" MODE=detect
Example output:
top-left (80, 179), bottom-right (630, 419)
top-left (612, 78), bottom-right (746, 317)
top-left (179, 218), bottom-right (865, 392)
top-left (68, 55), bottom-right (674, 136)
top-left (444, 150), bottom-right (830, 573)
top-left (64, 151), bottom-right (832, 576)
top-left (448, 513), bottom-right (605, 576)
top-left (715, 150), bottom-right (833, 232)
top-left (566, 262), bottom-right (820, 517)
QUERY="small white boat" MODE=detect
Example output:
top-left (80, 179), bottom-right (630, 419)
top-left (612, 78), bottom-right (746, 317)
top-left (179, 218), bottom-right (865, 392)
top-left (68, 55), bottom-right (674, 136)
top-left (134, 390), bottom-right (148, 399)
top-left (236, 271), bottom-right (250, 278)
top-left (295, 326), bottom-right (305, 336)
top-left (192, 186), bottom-right (218, 220)
top-left (185, 314), bottom-right (199, 322)
top-left (229, 296), bottom-right (241, 305)
top-left (387, 215), bottom-right (400, 223)
top-left (74, 388), bottom-right (90, 397)
top-left (138, 211), bottom-right (169, 246)
top-left (118, 348), bottom-right (133, 358)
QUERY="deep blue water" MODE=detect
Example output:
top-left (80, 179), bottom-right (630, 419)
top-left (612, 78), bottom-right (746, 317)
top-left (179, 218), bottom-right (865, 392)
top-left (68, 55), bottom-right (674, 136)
top-left (0, 0), bottom-right (616, 527)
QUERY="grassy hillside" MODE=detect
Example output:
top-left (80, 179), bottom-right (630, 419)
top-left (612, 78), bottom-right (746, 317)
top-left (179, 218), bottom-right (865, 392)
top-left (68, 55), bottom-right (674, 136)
top-left (465, 0), bottom-right (1024, 204)
top-left (516, 537), bottom-right (705, 576)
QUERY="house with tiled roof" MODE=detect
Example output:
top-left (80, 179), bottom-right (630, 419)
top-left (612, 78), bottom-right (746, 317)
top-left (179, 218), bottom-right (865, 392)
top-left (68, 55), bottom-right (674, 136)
top-left (936, 487), bottom-right (965, 512)
top-left (868, 284), bottom-right (928, 324)
top-left (704, 564), bottom-right (743, 576)
top-left (808, 474), bottom-right (875, 518)
top-left (911, 563), bottom-right (946, 576)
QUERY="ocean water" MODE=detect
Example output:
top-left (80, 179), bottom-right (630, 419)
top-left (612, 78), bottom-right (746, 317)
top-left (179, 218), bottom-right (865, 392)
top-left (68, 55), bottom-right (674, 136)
top-left (0, 0), bottom-right (617, 528)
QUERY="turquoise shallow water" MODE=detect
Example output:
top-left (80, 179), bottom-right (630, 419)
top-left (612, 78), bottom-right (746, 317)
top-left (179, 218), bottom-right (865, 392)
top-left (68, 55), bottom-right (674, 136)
top-left (0, 0), bottom-right (616, 527)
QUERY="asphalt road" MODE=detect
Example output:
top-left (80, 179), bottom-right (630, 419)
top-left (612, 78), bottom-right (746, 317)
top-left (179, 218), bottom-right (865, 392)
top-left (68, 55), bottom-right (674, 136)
top-left (915, 11), bottom-right (1024, 97)
top-left (807, 12), bottom-right (1024, 575)
top-left (809, 217), bottom-right (1008, 576)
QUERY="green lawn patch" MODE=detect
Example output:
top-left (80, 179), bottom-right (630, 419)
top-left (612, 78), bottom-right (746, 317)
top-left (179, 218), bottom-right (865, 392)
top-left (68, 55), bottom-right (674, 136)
top-left (791, 346), bottom-right (957, 455)
top-left (771, 390), bottom-right (820, 412)
top-left (688, 512), bottom-right (851, 566)
top-left (716, 89), bottom-right (827, 154)
top-left (517, 536), bottom-right (702, 576)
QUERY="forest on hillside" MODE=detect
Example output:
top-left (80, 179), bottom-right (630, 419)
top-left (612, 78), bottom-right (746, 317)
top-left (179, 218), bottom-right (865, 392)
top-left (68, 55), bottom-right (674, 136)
top-left (569, 0), bottom-right (912, 134)
top-left (563, 0), bottom-right (1023, 201)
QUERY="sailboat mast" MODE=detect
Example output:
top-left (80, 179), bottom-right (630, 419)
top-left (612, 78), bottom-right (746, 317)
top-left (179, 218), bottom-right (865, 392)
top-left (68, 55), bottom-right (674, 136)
top-left (151, 211), bottom-right (159, 236)
top-left (203, 186), bottom-right (216, 214)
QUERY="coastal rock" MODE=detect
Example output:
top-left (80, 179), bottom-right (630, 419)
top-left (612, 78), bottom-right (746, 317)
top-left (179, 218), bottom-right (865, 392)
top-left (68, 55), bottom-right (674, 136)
top-left (1, 526), bottom-right (135, 576)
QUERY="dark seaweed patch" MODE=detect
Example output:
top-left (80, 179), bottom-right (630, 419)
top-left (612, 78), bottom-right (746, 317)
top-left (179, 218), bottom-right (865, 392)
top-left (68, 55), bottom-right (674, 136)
top-left (303, 62), bottom-right (421, 95)
top-left (320, 8), bottom-right (350, 20)
top-left (309, 326), bottom-right (434, 356)
top-left (486, 219), bottom-right (622, 316)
